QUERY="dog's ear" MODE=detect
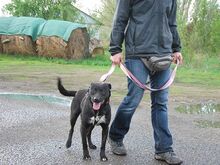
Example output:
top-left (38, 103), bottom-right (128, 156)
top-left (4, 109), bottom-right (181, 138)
top-left (90, 83), bottom-right (95, 87)
top-left (88, 82), bottom-right (96, 92)
top-left (107, 83), bottom-right (111, 90)
top-left (87, 85), bottom-right (91, 93)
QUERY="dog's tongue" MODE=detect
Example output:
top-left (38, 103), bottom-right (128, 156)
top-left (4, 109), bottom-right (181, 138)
top-left (93, 102), bottom-right (101, 111)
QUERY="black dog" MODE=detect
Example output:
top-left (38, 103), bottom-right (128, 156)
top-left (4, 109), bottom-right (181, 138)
top-left (57, 78), bottom-right (111, 161)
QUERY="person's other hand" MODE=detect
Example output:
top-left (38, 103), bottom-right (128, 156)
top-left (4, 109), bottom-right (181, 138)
top-left (110, 52), bottom-right (123, 65)
top-left (172, 52), bottom-right (183, 65)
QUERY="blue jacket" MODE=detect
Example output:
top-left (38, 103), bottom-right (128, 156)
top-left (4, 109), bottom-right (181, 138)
top-left (109, 0), bottom-right (181, 58)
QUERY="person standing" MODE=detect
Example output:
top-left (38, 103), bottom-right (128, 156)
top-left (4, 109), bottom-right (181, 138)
top-left (108, 0), bottom-right (183, 165)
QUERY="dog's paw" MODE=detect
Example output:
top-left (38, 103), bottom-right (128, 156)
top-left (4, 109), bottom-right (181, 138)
top-left (100, 156), bottom-right (108, 162)
top-left (89, 144), bottom-right (97, 150)
top-left (83, 155), bottom-right (91, 161)
top-left (66, 140), bottom-right (72, 148)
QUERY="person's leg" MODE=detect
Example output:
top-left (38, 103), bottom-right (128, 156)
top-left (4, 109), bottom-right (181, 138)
top-left (150, 68), bottom-right (183, 164)
top-left (150, 68), bottom-right (173, 154)
top-left (109, 58), bottom-right (149, 142)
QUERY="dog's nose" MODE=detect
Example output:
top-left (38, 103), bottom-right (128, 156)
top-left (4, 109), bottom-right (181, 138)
top-left (93, 98), bottom-right (99, 103)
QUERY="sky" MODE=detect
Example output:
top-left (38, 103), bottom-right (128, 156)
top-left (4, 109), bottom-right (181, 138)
top-left (0, 0), bottom-right (102, 16)
top-left (75, 0), bottom-right (102, 14)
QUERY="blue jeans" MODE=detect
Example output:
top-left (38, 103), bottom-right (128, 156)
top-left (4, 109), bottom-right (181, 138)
top-left (109, 58), bottom-right (173, 154)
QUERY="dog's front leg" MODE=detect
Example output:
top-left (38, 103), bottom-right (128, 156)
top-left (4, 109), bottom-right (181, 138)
top-left (80, 124), bottom-right (91, 160)
top-left (100, 124), bottom-right (109, 161)
top-left (87, 125), bottom-right (97, 149)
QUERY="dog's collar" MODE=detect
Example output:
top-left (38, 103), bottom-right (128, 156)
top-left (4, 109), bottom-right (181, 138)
top-left (105, 98), bottom-right (110, 104)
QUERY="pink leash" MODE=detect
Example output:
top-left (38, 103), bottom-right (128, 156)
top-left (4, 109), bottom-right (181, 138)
top-left (100, 60), bottom-right (179, 91)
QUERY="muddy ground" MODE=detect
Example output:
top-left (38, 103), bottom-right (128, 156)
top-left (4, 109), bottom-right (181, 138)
top-left (0, 64), bottom-right (220, 165)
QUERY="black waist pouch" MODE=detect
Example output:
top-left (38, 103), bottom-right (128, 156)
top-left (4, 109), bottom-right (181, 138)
top-left (141, 55), bottom-right (173, 72)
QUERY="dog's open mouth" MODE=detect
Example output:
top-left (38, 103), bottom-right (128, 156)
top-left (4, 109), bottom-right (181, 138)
top-left (92, 101), bottom-right (103, 111)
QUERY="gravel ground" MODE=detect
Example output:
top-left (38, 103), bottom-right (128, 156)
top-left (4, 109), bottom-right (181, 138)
top-left (0, 65), bottom-right (220, 165)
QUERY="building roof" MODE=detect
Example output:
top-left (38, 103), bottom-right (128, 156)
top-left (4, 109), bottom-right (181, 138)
top-left (73, 5), bottom-right (103, 26)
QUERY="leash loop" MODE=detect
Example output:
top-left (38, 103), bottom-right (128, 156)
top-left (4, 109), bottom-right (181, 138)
top-left (99, 63), bottom-right (116, 82)
top-left (99, 61), bottom-right (179, 91)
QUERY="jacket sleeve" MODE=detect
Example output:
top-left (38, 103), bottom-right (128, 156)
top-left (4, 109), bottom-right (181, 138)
top-left (169, 0), bottom-right (181, 53)
top-left (109, 0), bottom-right (131, 56)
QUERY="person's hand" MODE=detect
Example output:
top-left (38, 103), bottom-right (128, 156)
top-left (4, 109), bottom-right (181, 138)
top-left (172, 52), bottom-right (183, 65)
top-left (110, 52), bottom-right (123, 65)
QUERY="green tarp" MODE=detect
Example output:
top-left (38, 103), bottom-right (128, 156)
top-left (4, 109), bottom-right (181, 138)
top-left (0, 16), bottom-right (86, 41)
top-left (39, 20), bottom-right (86, 41)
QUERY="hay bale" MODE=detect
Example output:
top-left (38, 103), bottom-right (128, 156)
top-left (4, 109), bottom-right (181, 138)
top-left (36, 36), bottom-right (67, 58)
top-left (36, 28), bottom-right (90, 59)
top-left (66, 28), bottom-right (90, 59)
top-left (1, 35), bottom-right (36, 55)
top-left (67, 28), bottom-right (91, 59)
top-left (89, 38), bottom-right (104, 56)
top-left (0, 35), bottom-right (2, 53)
top-left (92, 47), bottom-right (105, 55)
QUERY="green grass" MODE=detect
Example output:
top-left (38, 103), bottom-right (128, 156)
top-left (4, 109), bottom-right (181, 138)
top-left (0, 53), bottom-right (220, 88)
top-left (0, 53), bottom-right (111, 66)
top-left (174, 55), bottom-right (220, 87)
top-left (175, 67), bottom-right (220, 86)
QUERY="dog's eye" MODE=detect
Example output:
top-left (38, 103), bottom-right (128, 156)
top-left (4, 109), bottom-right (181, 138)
top-left (100, 89), bottom-right (106, 95)
top-left (91, 87), bottom-right (97, 94)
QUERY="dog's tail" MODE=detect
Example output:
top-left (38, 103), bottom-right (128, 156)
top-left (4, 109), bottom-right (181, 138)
top-left (57, 77), bottom-right (77, 97)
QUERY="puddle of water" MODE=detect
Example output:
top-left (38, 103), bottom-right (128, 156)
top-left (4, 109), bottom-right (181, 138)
top-left (175, 101), bottom-right (220, 128)
top-left (0, 93), bottom-right (71, 106)
top-left (175, 101), bottom-right (220, 114)
top-left (195, 120), bottom-right (220, 128)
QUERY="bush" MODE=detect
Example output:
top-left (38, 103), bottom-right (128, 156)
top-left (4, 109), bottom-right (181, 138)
top-left (177, 0), bottom-right (220, 67)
